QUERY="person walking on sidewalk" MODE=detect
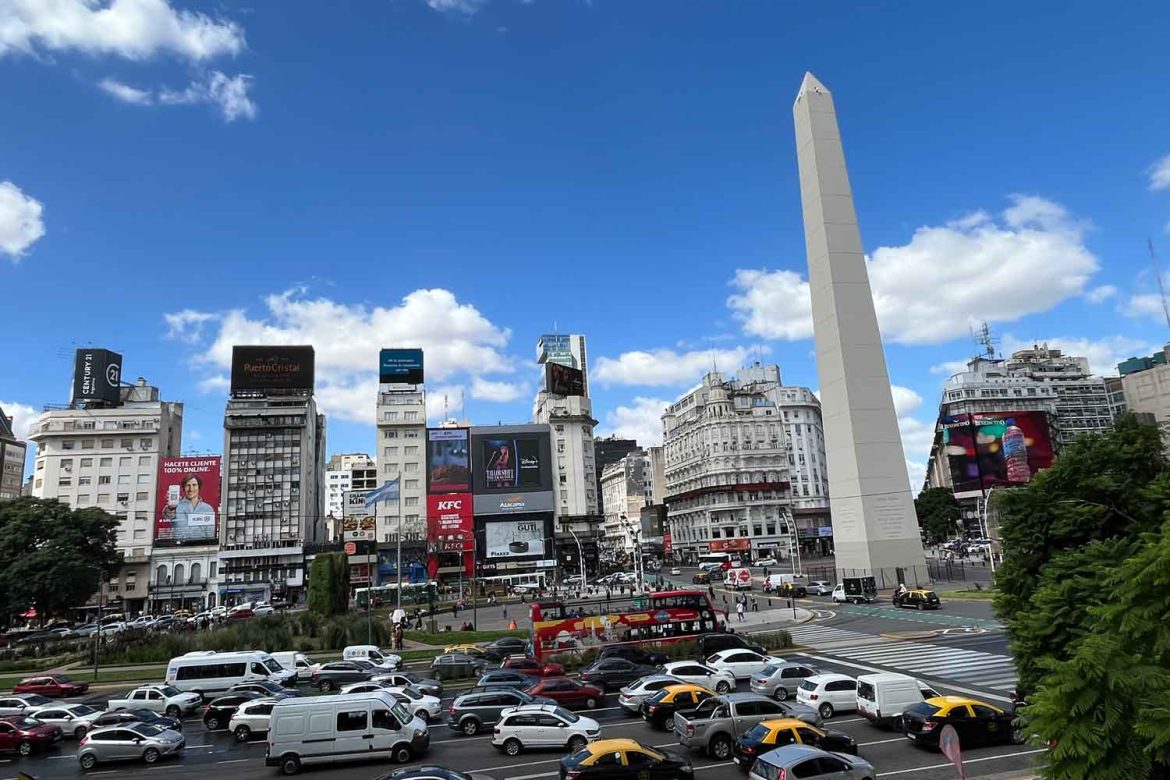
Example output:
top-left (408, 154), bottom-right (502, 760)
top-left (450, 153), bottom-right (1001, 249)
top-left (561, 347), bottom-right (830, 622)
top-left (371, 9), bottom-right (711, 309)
top-left (736, 601), bottom-right (745, 621)
top-left (751, 596), bottom-right (759, 612)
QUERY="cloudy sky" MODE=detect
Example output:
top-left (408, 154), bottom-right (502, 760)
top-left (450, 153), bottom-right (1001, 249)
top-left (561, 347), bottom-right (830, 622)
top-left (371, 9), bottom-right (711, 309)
top-left (2, 0), bottom-right (1168, 489)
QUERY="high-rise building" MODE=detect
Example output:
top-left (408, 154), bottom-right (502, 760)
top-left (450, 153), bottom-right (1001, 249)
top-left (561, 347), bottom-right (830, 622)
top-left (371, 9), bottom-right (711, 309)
top-left (1118, 346), bottom-right (1170, 448)
top-left (324, 453), bottom-right (377, 533)
top-left (220, 346), bottom-right (325, 605)
top-left (594, 436), bottom-right (641, 503)
top-left (29, 373), bottom-right (183, 614)
top-left (0, 405), bottom-right (27, 501)
top-left (600, 450), bottom-right (656, 551)
top-left (1003, 344), bottom-right (1114, 444)
top-left (375, 365), bottom-right (427, 586)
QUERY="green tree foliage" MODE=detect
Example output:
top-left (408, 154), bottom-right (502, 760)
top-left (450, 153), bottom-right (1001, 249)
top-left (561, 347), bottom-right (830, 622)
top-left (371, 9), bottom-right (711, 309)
top-left (307, 552), bottom-right (350, 616)
top-left (0, 498), bottom-right (120, 626)
top-left (914, 487), bottom-right (962, 544)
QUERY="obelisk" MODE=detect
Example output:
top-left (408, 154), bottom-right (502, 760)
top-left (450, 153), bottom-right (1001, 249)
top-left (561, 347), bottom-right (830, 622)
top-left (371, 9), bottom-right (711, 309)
top-left (793, 72), bottom-right (926, 587)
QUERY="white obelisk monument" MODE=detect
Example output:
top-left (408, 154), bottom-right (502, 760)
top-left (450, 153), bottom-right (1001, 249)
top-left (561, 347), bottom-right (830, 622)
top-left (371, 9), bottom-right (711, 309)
top-left (793, 72), bottom-right (926, 586)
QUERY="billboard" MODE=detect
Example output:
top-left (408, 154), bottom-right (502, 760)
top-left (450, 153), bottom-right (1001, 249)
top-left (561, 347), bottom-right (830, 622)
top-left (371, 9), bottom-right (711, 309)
top-left (540, 334), bottom-right (572, 363)
top-left (342, 490), bottom-right (375, 541)
top-left (427, 493), bottom-right (473, 542)
top-left (155, 457), bottom-right (221, 545)
top-left (427, 428), bottom-right (471, 493)
top-left (72, 348), bottom-right (122, 404)
top-left (940, 411), bottom-right (1055, 493)
top-left (545, 362), bottom-right (585, 397)
top-left (471, 428), bottom-right (552, 494)
top-left (473, 490), bottom-right (555, 515)
top-left (482, 515), bottom-right (552, 560)
top-left (708, 538), bottom-right (750, 553)
top-left (379, 349), bottom-right (424, 385)
top-left (230, 346), bottom-right (315, 392)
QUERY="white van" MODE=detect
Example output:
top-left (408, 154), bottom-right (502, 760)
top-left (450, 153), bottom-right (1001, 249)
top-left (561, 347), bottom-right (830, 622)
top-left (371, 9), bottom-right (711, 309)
top-left (272, 651), bottom-right (320, 682)
top-left (165, 651), bottom-right (297, 696)
top-left (265, 690), bottom-right (429, 775)
top-left (724, 567), bottom-right (754, 590)
top-left (855, 672), bottom-right (940, 729)
top-left (342, 645), bottom-right (402, 671)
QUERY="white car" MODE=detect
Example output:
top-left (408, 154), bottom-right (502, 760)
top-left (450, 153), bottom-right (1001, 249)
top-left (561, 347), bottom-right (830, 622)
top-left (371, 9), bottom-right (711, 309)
top-left (617, 674), bottom-right (685, 713)
top-left (127, 616), bottom-right (156, 630)
top-left (706, 649), bottom-right (786, 680)
top-left (227, 697), bottom-right (279, 742)
top-left (670, 567), bottom-right (682, 576)
top-left (491, 704), bottom-right (600, 756)
top-left (209, 606), bottom-right (228, 618)
top-left (253, 604), bottom-right (275, 616)
top-left (796, 673), bottom-right (859, 719)
top-left (386, 686), bottom-right (442, 723)
top-left (808, 580), bottom-right (833, 596)
top-left (27, 703), bottom-right (103, 739)
top-left (0, 695), bottom-right (51, 717)
top-left (754, 557), bottom-right (778, 567)
top-left (660, 661), bottom-right (736, 693)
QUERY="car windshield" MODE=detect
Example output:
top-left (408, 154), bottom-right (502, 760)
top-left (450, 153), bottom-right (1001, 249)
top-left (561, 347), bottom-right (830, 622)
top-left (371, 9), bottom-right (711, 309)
top-left (133, 710), bottom-right (159, 720)
top-left (398, 687), bottom-right (420, 701)
top-left (131, 724), bottom-right (166, 737)
top-left (53, 675), bottom-right (72, 682)
top-left (744, 723), bottom-right (770, 741)
top-left (907, 702), bottom-right (941, 718)
top-left (157, 686), bottom-right (181, 697)
top-left (760, 665), bottom-right (778, 676)
top-left (264, 659), bottom-right (284, 673)
top-left (554, 707), bottom-right (579, 723)
top-left (799, 680), bottom-right (818, 691)
top-left (750, 758), bottom-right (784, 780)
top-left (14, 717), bottom-right (39, 728)
top-left (647, 689), bottom-right (670, 704)
top-left (391, 702), bottom-right (411, 723)
top-left (69, 705), bottom-right (98, 716)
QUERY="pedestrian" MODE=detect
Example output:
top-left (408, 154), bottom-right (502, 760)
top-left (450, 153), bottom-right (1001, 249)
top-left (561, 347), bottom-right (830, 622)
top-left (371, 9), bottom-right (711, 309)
top-left (605, 589), bottom-right (611, 605)
top-left (736, 601), bottom-right (745, 622)
top-left (722, 594), bottom-right (728, 606)
top-left (751, 596), bottom-right (759, 612)
top-left (708, 585), bottom-right (715, 600)
top-left (502, 605), bottom-right (508, 619)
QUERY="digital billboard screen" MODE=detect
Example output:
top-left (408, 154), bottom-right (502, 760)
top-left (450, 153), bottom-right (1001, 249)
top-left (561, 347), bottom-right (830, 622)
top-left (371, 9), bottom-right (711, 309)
top-left (472, 429), bottom-right (552, 494)
top-left (230, 346), bottom-right (315, 392)
top-left (427, 428), bottom-right (471, 493)
top-left (154, 457), bottom-right (221, 545)
top-left (72, 348), bottom-right (122, 404)
top-left (427, 493), bottom-right (473, 541)
top-left (379, 348), bottom-right (424, 385)
top-left (545, 362), bottom-right (585, 397)
top-left (940, 411), bottom-right (1055, 493)
top-left (482, 514), bottom-right (552, 560)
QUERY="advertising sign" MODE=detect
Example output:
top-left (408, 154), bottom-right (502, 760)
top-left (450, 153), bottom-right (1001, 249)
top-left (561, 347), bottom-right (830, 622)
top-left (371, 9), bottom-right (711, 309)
top-left (426, 428), bottom-right (471, 493)
top-left (72, 348), bottom-right (122, 404)
top-left (483, 516), bottom-right (550, 560)
top-left (154, 457), bottom-right (221, 545)
top-left (540, 334), bottom-right (572, 362)
top-left (473, 490), bottom-right (555, 515)
top-left (231, 346), bottom-right (315, 392)
top-left (940, 411), bottom-right (1055, 493)
top-left (471, 428), bottom-right (552, 494)
top-left (427, 493), bottom-right (473, 541)
top-left (938, 724), bottom-right (966, 779)
top-left (342, 489), bottom-right (375, 541)
top-left (708, 538), bottom-right (751, 553)
top-left (379, 348), bottom-right (424, 385)
top-left (545, 362), bottom-right (585, 397)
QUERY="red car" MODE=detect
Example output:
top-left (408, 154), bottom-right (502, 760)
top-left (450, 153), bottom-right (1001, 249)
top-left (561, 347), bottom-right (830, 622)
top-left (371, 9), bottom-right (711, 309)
top-left (0, 715), bottom-right (63, 756)
top-left (226, 609), bottom-right (254, 622)
top-left (500, 656), bottom-right (565, 678)
top-left (523, 677), bottom-right (604, 709)
top-left (13, 675), bottom-right (89, 698)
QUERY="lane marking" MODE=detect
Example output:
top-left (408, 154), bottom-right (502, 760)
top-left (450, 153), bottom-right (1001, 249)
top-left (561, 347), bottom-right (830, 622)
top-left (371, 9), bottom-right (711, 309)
top-left (857, 737), bottom-right (907, 747)
top-left (881, 748), bottom-right (1047, 775)
top-left (215, 759), bottom-right (250, 764)
top-left (796, 652), bottom-right (1013, 703)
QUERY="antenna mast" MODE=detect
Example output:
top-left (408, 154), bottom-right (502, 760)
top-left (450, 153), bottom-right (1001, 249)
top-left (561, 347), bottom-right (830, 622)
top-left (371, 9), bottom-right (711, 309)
top-left (1149, 238), bottom-right (1170, 336)
top-left (970, 321), bottom-right (999, 360)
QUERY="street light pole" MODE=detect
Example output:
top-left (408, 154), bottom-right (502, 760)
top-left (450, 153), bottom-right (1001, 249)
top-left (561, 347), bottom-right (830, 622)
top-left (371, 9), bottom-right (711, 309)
top-left (567, 527), bottom-right (586, 588)
top-left (982, 486), bottom-right (997, 575)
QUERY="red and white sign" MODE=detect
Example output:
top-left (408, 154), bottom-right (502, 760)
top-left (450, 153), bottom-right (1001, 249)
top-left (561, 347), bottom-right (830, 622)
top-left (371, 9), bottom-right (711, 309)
top-left (938, 724), bottom-right (966, 779)
top-left (709, 538), bottom-right (751, 553)
top-left (427, 493), bottom-right (473, 542)
top-left (738, 569), bottom-right (751, 583)
top-left (343, 542), bottom-right (357, 555)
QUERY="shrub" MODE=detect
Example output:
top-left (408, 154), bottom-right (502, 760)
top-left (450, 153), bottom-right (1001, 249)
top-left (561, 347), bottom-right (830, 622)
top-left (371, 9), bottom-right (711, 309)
top-left (753, 630), bottom-right (794, 651)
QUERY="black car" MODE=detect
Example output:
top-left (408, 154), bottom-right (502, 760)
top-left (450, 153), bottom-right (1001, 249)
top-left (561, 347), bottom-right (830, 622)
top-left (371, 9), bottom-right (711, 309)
top-left (560, 740), bottom-right (693, 779)
top-left (894, 589), bottom-right (942, 610)
top-left (311, 661), bottom-right (373, 691)
top-left (447, 688), bottom-right (555, 736)
top-left (694, 633), bottom-right (765, 660)
top-left (432, 653), bottom-right (488, 679)
top-left (481, 637), bottom-right (529, 662)
top-left (640, 686), bottom-right (716, 730)
top-left (732, 720), bottom-right (857, 771)
top-left (903, 698), bottom-right (1020, 748)
top-left (578, 657), bottom-right (659, 692)
top-left (375, 765), bottom-right (498, 780)
top-left (203, 692), bottom-right (262, 730)
top-left (91, 709), bottom-right (181, 732)
top-left (474, 670), bottom-right (536, 690)
top-left (227, 680), bottom-right (299, 699)
top-left (598, 645), bottom-right (669, 667)
top-left (373, 671), bottom-right (443, 698)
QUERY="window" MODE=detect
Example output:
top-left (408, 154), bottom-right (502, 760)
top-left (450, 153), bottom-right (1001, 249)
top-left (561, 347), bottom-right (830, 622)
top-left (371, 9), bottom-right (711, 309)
top-left (82, 439), bottom-right (95, 449)
top-left (118, 474), bottom-right (130, 484)
top-left (140, 439), bottom-right (151, 449)
top-left (372, 709), bottom-right (398, 731)
top-left (383, 430), bottom-right (397, 439)
top-left (136, 491), bottom-right (148, 501)
top-left (405, 479), bottom-right (419, 490)
top-left (947, 706), bottom-right (971, 720)
top-left (971, 705), bottom-right (1000, 718)
top-left (119, 457), bottom-right (131, 467)
top-left (117, 492), bottom-right (129, 503)
top-left (100, 458), bottom-right (113, 467)
top-left (58, 477), bottom-right (72, 487)
top-left (337, 711), bottom-right (368, 731)
top-left (139, 456), bottom-right (151, 466)
top-left (62, 440), bottom-right (76, 450)
top-left (101, 439), bottom-right (113, 448)
top-left (120, 439), bottom-right (133, 448)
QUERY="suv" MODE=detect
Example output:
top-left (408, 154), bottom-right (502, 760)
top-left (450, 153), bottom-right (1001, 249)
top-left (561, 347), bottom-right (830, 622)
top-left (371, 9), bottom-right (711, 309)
top-left (228, 697), bottom-right (279, 742)
top-left (491, 704), bottom-right (600, 756)
top-left (598, 645), bottom-right (669, 667)
top-left (695, 633), bottom-right (766, 660)
top-left (447, 688), bottom-right (554, 736)
top-left (674, 693), bottom-right (822, 760)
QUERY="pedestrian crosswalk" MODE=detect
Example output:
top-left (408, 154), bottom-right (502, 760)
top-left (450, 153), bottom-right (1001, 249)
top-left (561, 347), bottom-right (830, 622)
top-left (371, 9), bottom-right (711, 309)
top-left (804, 639), bottom-right (1019, 691)
top-left (782, 623), bottom-right (888, 650)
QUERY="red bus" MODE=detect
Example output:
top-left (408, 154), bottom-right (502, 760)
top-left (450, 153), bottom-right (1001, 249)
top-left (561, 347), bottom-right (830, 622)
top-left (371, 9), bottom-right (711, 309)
top-left (529, 589), bottom-right (727, 660)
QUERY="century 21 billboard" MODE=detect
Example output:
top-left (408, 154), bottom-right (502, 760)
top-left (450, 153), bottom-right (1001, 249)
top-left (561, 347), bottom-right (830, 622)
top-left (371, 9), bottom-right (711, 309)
top-left (471, 428), bottom-right (553, 494)
top-left (940, 411), bottom-right (1055, 493)
top-left (155, 457), bottom-right (221, 545)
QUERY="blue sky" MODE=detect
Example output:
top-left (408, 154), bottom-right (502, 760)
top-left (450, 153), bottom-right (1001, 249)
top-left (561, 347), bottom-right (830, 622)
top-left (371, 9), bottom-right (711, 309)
top-left (3, 0), bottom-right (1170, 489)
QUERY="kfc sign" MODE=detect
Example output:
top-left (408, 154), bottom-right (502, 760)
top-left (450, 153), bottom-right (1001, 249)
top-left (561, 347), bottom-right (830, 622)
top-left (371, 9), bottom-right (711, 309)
top-left (436, 498), bottom-right (465, 511)
top-left (427, 493), bottom-right (473, 541)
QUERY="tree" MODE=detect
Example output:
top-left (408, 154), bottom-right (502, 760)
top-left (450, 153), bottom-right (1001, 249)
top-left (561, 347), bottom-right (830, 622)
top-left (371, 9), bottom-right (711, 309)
top-left (0, 498), bottom-right (120, 626)
top-left (307, 552), bottom-right (350, 616)
top-left (914, 487), bottom-right (962, 544)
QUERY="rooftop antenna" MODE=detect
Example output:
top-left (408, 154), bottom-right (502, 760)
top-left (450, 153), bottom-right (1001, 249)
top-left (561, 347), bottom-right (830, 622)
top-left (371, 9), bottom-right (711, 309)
top-left (970, 321), bottom-right (999, 360)
top-left (1149, 238), bottom-right (1170, 336)
top-left (460, 389), bottom-right (466, 423)
top-left (443, 393), bottom-right (449, 422)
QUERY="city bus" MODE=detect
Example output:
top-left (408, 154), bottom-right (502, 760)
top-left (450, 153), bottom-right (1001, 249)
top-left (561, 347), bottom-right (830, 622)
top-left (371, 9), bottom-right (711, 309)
top-left (354, 582), bottom-right (435, 609)
top-left (697, 552), bottom-right (735, 570)
top-left (476, 572), bottom-right (549, 597)
top-left (529, 589), bottom-right (726, 660)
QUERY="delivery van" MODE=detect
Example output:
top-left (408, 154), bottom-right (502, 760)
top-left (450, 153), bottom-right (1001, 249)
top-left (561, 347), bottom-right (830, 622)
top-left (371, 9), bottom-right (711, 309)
top-left (265, 690), bottom-right (429, 775)
top-left (342, 645), bottom-right (402, 670)
top-left (723, 567), bottom-right (754, 590)
top-left (855, 672), bottom-right (939, 729)
top-left (272, 651), bottom-right (319, 682)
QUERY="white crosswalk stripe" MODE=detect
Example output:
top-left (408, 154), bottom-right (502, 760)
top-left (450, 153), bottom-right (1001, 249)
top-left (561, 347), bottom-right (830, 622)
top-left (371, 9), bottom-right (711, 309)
top-left (782, 623), bottom-right (888, 650)
top-left (816, 639), bottom-right (1019, 690)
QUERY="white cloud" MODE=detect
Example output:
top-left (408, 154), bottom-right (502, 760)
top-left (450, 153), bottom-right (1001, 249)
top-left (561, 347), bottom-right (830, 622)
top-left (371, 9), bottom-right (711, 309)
top-left (98, 77), bottom-right (152, 105)
top-left (426, 0), bottom-right (487, 15)
top-left (600, 397), bottom-right (671, 447)
top-left (425, 385), bottom-right (465, 424)
top-left (196, 374), bottom-right (229, 393)
top-left (470, 377), bottom-right (527, 403)
top-left (0, 400), bottom-right (39, 440)
top-left (1148, 154), bottom-right (1170, 191)
top-left (164, 309), bottom-right (215, 342)
top-left (0, 0), bottom-right (245, 62)
top-left (159, 71), bottom-right (256, 121)
top-left (930, 359), bottom-right (969, 376)
top-left (729, 195), bottom-right (1099, 346)
top-left (890, 385), bottom-right (923, 418)
top-left (1002, 334), bottom-right (1161, 377)
top-left (1085, 285), bottom-right (1118, 304)
top-left (1125, 290), bottom-right (1169, 325)
top-left (593, 345), bottom-right (769, 387)
top-left (0, 181), bottom-right (45, 260)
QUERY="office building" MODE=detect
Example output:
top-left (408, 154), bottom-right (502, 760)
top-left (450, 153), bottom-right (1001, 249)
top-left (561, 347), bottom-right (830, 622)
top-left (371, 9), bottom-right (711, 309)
top-left (325, 452), bottom-right (377, 538)
top-left (0, 405), bottom-right (26, 501)
top-left (1003, 344), bottom-right (1114, 443)
top-left (375, 382), bottom-right (426, 585)
top-left (600, 450), bottom-right (656, 551)
top-left (1118, 345), bottom-right (1170, 448)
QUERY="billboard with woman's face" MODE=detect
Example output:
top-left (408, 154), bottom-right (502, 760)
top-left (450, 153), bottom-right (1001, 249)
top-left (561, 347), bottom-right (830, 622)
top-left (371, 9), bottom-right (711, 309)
top-left (471, 427), bottom-right (552, 494)
top-left (154, 457), bottom-right (221, 545)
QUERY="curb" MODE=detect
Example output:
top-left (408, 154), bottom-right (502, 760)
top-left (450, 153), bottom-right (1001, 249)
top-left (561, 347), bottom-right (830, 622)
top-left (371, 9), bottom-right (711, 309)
top-left (879, 630), bottom-right (941, 641)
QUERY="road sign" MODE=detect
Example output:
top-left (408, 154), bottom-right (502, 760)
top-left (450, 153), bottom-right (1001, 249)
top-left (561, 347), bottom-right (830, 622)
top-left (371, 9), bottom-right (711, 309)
top-left (344, 542), bottom-right (357, 555)
top-left (938, 724), bottom-right (966, 779)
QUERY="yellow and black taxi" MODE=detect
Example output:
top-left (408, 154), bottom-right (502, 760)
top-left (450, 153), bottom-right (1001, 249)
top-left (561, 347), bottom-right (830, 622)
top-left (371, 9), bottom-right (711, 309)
top-left (691, 571), bottom-right (711, 585)
top-left (902, 696), bottom-right (1021, 748)
top-left (640, 684), bottom-right (716, 730)
top-left (893, 589), bottom-right (941, 610)
top-left (732, 718), bottom-right (857, 771)
top-left (560, 738), bottom-right (694, 779)
top-left (442, 643), bottom-right (488, 658)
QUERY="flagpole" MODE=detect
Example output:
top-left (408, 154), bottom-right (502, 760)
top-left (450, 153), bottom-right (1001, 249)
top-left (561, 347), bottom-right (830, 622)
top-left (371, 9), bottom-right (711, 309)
top-left (396, 473), bottom-right (403, 611)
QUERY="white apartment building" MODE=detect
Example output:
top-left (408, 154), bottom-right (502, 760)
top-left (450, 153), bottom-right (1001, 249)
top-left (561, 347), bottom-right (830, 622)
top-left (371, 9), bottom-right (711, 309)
top-left (1119, 346), bottom-right (1170, 449)
top-left (1003, 344), bottom-right (1115, 443)
top-left (29, 378), bottom-right (183, 614)
top-left (661, 371), bottom-right (795, 564)
top-left (325, 452), bottom-right (377, 525)
top-left (600, 451), bottom-right (656, 550)
top-left (533, 334), bottom-right (598, 522)
top-left (375, 387), bottom-right (426, 563)
top-left (0, 405), bottom-right (26, 501)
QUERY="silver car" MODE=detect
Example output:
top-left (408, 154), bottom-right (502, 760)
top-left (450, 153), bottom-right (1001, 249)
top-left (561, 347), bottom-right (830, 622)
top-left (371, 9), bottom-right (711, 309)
top-left (28, 703), bottom-right (103, 739)
top-left (749, 663), bottom-right (819, 701)
top-left (748, 744), bottom-right (875, 780)
top-left (808, 581), bottom-right (833, 596)
top-left (617, 675), bottom-right (685, 714)
top-left (77, 722), bottom-right (185, 770)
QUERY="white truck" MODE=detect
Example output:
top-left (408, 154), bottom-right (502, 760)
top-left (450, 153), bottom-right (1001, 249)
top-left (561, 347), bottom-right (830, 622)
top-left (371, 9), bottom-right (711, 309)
top-left (106, 684), bottom-right (202, 718)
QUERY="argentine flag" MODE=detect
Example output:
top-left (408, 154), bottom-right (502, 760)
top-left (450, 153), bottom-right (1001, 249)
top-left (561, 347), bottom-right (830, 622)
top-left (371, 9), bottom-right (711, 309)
top-left (364, 476), bottom-right (401, 509)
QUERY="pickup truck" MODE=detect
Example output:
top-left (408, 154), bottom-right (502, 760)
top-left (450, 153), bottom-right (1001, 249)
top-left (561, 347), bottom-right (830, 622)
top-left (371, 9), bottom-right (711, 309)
top-left (106, 685), bottom-right (202, 718)
top-left (673, 692), bottom-right (822, 760)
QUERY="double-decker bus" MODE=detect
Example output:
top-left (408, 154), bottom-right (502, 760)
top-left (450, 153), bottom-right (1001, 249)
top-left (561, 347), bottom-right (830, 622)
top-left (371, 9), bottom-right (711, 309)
top-left (529, 589), bottom-right (726, 660)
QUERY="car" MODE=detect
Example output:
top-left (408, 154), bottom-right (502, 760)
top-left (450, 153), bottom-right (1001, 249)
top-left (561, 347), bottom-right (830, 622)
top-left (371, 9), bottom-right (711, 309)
top-left (226, 608), bottom-right (254, 621)
top-left (695, 633), bottom-right (767, 659)
top-left (442, 643), bottom-right (488, 659)
top-left (894, 589), bottom-right (942, 610)
top-left (807, 581), bottom-right (833, 596)
top-left (0, 694), bottom-right (53, 717)
top-left (707, 649), bottom-right (786, 680)
top-left (754, 557), bottom-right (778, 568)
top-left (796, 674), bottom-right (858, 719)
top-left (27, 703), bottom-right (103, 739)
top-left (0, 714), bottom-right (63, 756)
top-left (902, 696), bottom-right (1021, 748)
top-left (480, 637), bottom-right (530, 661)
top-left (559, 737), bottom-right (693, 780)
top-left (674, 693), bottom-right (823, 759)
top-left (202, 691), bottom-right (262, 730)
top-left (640, 684), bottom-right (716, 730)
top-left (500, 655), bottom-right (566, 678)
top-left (617, 674), bottom-right (686, 714)
top-left (228, 697), bottom-right (279, 742)
top-left (670, 567), bottom-right (682, 576)
top-left (691, 572), bottom-right (711, 585)
top-left (310, 661), bottom-right (373, 691)
top-left (492, 704), bottom-right (600, 756)
top-left (385, 686), bottom-right (443, 723)
top-left (598, 644), bottom-right (669, 667)
top-left (733, 718), bottom-right (857, 771)
top-left (750, 663), bottom-right (820, 701)
top-left (340, 680), bottom-right (399, 695)
top-left (431, 653), bottom-right (488, 678)
top-left (73, 624), bottom-right (99, 638)
top-left (13, 674), bottom-right (90, 698)
top-left (660, 661), bottom-right (737, 694)
top-left (578, 657), bottom-right (659, 692)
top-left (447, 688), bottom-right (556, 736)
top-left (746, 744), bottom-right (875, 780)
top-left (107, 685), bottom-right (202, 718)
top-left (372, 671), bottom-right (443, 698)
top-left (228, 680), bottom-right (300, 699)
top-left (90, 709), bottom-right (181, 732)
top-left (77, 722), bottom-right (185, 769)
top-left (475, 670), bottom-right (537, 690)
top-left (253, 603), bottom-right (275, 616)
top-left (374, 768), bottom-right (499, 780)
top-left (523, 678), bottom-right (605, 710)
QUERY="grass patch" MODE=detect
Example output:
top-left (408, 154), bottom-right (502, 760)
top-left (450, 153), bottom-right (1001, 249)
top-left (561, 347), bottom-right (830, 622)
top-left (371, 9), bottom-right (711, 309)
top-left (939, 589), bottom-right (997, 601)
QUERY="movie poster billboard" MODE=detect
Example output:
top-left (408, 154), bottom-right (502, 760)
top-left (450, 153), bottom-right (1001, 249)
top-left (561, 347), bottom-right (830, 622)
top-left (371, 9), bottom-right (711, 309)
top-left (427, 428), bottom-right (471, 493)
top-left (471, 427), bottom-right (552, 494)
top-left (379, 349), bottom-right (424, 385)
top-left (545, 362), bottom-right (585, 397)
top-left (482, 515), bottom-right (551, 560)
top-left (230, 346), bottom-right (315, 392)
top-left (940, 411), bottom-right (1055, 493)
top-left (155, 457), bottom-right (221, 545)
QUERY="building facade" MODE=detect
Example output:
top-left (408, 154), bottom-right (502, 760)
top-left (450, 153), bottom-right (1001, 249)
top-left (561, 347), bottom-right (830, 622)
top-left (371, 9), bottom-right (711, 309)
top-left (1002, 344), bottom-right (1114, 444)
top-left (599, 451), bottom-right (656, 551)
top-left (1119, 345), bottom-right (1170, 446)
top-left (374, 386), bottom-right (427, 585)
top-left (324, 452), bottom-right (377, 538)
top-left (0, 405), bottom-right (26, 501)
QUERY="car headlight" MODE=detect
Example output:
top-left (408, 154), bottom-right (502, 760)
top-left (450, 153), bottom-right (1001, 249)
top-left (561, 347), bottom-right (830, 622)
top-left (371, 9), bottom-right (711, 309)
top-left (412, 729), bottom-right (425, 739)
